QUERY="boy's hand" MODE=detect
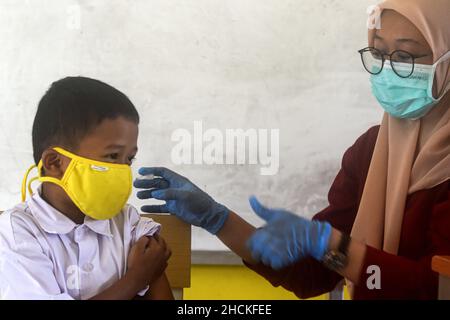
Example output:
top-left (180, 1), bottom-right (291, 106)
top-left (127, 235), bottom-right (172, 290)
top-left (134, 167), bottom-right (230, 235)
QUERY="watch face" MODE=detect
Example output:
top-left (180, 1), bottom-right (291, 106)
top-left (323, 251), bottom-right (347, 271)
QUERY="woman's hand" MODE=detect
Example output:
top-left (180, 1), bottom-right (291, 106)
top-left (247, 196), bottom-right (332, 270)
top-left (133, 167), bottom-right (230, 234)
top-left (127, 235), bottom-right (172, 291)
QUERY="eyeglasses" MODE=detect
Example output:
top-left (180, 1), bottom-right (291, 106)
top-left (358, 47), bottom-right (425, 78)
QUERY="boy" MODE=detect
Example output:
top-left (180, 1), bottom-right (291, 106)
top-left (0, 76), bottom-right (173, 300)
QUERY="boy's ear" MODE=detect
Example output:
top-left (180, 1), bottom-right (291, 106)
top-left (41, 149), bottom-right (68, 178)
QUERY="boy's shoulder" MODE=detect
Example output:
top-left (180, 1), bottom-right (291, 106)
top-left (0, 202), bottom-right (42, 249)
top-left (120, 203), bottom-right (161, 236)
top-left (113, 203), bottom-right (138, 224)
top-left (116, 203), bottom-right (156, 228)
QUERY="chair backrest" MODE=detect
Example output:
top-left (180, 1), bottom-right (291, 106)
top-left (143, 213), bottom-right (191, 290)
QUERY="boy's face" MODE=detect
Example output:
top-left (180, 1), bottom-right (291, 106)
top-left (42, 116), bottom-right (139, 179)
top-left (74, 116), bottom-right (139, 165)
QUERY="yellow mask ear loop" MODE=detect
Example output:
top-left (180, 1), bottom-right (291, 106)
top-left (36, 159), bottom-right (70, 190)
top-left (21, 164), bottom-right (38, 202)
top-left (22, 149), bottom-right (74, 202)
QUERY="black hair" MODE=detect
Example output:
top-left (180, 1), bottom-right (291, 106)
top-left (32, 76), bottom-right (139, 164)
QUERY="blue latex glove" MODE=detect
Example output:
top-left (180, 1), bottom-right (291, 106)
top-left (133, 167), bottom-right (230, 235)
top-left (247, 196), bottom-right (332, 270)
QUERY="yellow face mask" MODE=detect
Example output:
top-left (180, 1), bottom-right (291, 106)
top-left (22, 147), bottom-right (132, 220)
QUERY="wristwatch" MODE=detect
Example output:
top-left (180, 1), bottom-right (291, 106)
top-left (321, 232), bottom-right (351, 272)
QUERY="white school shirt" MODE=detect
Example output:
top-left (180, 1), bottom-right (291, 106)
top-left (0, 187), bottom-right (161, 300)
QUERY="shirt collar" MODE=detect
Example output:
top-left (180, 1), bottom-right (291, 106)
top-left (27, 185), bottom-right (113, 237)
top-left (84, 216), bottom-right (113, 237)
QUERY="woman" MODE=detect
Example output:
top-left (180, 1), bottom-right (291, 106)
top-left (134, 0), bottom-right (450, 299)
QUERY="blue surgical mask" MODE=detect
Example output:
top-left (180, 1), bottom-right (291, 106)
top-left (370, 51), bottom-right (450, 120)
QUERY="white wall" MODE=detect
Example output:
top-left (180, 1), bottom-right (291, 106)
top-left (0, 0), bottom-right (383, 250)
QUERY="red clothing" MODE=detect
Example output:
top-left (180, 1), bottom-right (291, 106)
top-left (244, 126), bottom-right (450, 299)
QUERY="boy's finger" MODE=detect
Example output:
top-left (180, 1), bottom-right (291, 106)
top-left (155, 235), bottom-right (167, 252)
top-left (135, 236), bottom-right (150, 252)
top-left (165, 247), bottom-right (172, 260)
top-left (145, 236), bottom-right (157, 249)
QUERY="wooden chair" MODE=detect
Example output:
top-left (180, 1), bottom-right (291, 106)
top-left (432, 255), bottom-right (450, 300)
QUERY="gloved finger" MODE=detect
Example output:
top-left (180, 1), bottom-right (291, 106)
top-left (141, 204), bottom-right (169, 213)
top-left (134, 178), bottom-right (169, 189)
top-left (250, 244), bottom-right (264, 262)
top-left (285, 234), bottom-right (306, 263)
top-left (137, 189), bottom-right (170, 200)
top-left (138, 167), bottom-right (178, 182)
top-left (247, 230), bottom-right (272, 262)
top-left (248, 196), bottom-right (277, 223)
top-left (246, 236), bottom-right (263, 261)
top-left (270, 256), bottom-right (288, 270)
top-left (151, 188), bottom-right (189, 201)
top-left (261, 252), bottom-right (272, 267)
top-left (259, 239), bottom-right (278, 265)
top-left (260, 245), bottom-right (285, 269)
top-left (261, 241), bottom-right (287, 270)
top-left (247, 228), bottom-right (272, 246)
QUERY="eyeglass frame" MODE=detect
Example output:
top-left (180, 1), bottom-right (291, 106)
top-left (358, 46), bottom-right (429, 78)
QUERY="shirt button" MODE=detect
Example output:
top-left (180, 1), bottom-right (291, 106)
top-left (83, 263), bottom-right (94, 272)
